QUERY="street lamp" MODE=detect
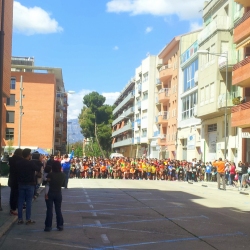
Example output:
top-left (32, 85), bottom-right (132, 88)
top-left (197, 49), bottom-right (228, 160)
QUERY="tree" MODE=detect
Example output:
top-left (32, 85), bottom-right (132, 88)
top-left (6, 140), bottom-right (15, 154)
top-left (79, 92), bottom-right (113, 157)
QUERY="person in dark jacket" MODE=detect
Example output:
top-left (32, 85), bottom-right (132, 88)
top-left (17, 148), bottom-right (42, 225)
top-left (8, 148), bottom-right (23, 215)
top-left (44, 160), bottom-right (66, 232)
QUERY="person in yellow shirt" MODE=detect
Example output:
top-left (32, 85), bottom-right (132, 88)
top-left (151, 164), bottom-right (156, 180)
top-left (213, 158), bottom-right (226, 190)
top-left (147, 164), bottom-right (152, 180)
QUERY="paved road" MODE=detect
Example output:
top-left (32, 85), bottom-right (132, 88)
top-left (0, 179), bottom-right (250, 249)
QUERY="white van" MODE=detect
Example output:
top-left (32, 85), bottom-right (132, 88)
top-left (110, 153), bottom-right (124, 159)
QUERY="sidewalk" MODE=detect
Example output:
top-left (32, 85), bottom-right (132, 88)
top-left (0, 177), bottom-right (44, 238)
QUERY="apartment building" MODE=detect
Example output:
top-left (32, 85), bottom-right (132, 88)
top-left (3, 57), bottom-right (68, 154)
top-left (196, 0), bottom-right (241, 162)
top-left (177, 31), bottom-right (202, 161)
top-left (231, 0), bottom-right (250, 162)
top-left (112, 56), bottom-right (160, 158)
top-left (1, 0), bottom-right (13, 151)
top-left (157, 37), bottom-right (180, 159)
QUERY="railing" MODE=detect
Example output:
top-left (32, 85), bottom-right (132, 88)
top-left (137, 101), bottom-right (141, 109)
top-left (158, 111), bottom-right (169, 120)
top-left (217, 93), bottom-right (234, 108)
top-left (136, 119), bottom-right (141, 126)
top-left (159, 64), bottom-right (171, 72)
top-left (112, 123), bottom-right (133, 137)
top-left (158, 134), bottom-right (166, 139)
top-left (234, 9), bottom-right (250, 29)
top-left (112, 107), bottom-right (134, 126)
top-left (198, 16), bottom-right (229, 45)
top-left (113, 91), bottom-right (135, 114)
top-left (112, 138), bottom-right (133, 148)
top-left (159, 88), bottom-right (170, 96)
top-left (233, 56), bottom-right (250, 71)
top-left (231, 101), bottom-right (250, 113)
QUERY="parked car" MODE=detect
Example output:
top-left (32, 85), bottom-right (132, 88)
top-left (110, 153), bottom-right (124, 159)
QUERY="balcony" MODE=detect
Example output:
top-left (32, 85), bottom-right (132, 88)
top-left (159, 65), bottom-right (172, 81)
top-left (217, 93), bottom-right (234, 109)
top-left (137, 101), bottom-right (141, 110)
top-left (136, 119), bottom-right (141, 127)
top-left (193, 105), bottom-right (198, 117)
top-left (157, 134), bottom-right (166, 146)
top-left (134, 137), bottom-right (140, 144)
top-left (158, 88), bottom-right (170, 104)
top-left (112, 107), bottom-right (134, 126)
top-left (234, 9), bottom-right (250, 44)
top-left (112, 138), bottom-right (133, 148)
top-left (198, 16), bottom-right (229, 45)
top-left (137, 84), bottom-right (142, 92)
top-left (231, 101), bottom-right (250, 128)
top-left (232, 57), bottom-right (250, 87)
top-left (234, 0), bottom-right (249, 7)
top-left (156, 78), bottom-right (161, 87)
top-left (113, 91), bottom-right (135, 115)
top-left (158, 111), bottom-right (169, 125)
top-left (112, 123), bottom-right (133, 137)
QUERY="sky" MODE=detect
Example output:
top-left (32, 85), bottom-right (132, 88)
top-left (12, 0), bottom-right (204, 119)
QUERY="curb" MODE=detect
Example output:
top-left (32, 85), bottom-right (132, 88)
top-left (0, 187), bottom-right (44, 238)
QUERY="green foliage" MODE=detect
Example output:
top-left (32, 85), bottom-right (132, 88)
top-left (6, 140), bottom-right (15, 154)
top-left (78, 92), bottom-right (113, 157)
top-left (232, 96), bottom-right (241, 105)
top-left (84, 140), bottom-right (102, 157)
top-left (71, 141), bottom-right (83, 157)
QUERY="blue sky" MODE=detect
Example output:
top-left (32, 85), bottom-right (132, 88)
top-left (12, 0), bottom-right (203, 119)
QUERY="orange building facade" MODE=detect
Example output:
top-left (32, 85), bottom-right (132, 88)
top-left (157, 37), bottom-right (180, 159)
top-left (231, 0), bottom-right (250, 162)
top-left (3, 61), bottom-right (68, 154)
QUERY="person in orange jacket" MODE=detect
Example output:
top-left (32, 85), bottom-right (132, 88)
top-left (212, 158), bottom-right (226, 190)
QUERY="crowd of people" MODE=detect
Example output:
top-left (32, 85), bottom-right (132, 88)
top-left (64, 156), bottom-right (250, 190)
top-left (7, 149), bottom-right (250, 232)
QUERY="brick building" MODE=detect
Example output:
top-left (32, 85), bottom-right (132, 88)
top-left (3, 58), bottom-right (68, 155)
top-left (1, 0), bottom-right (14, 151)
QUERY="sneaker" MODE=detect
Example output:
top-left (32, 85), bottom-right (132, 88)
top-left (44, 227), bottom-right (52, 232)
top-left (18, 220), bottom-right (24, 224)
top-left (57, 226), bottom-right (63, 231)
top-left (25, 220), bottom-right (36, 225)
top-left (10, 210), bottom-right (18, 216)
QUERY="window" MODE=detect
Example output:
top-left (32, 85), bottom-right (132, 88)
top-left (183, 59), bottom-right (198, 92)
top-left (6, 111), bottom-right (15, 123)
top-left (205, 85), bottom-right (210, 104)
top-left (142, 91), bottom-right (148, 100)
top-left (6, 128), bottom-right (14, 140)
top-left (6, 94), bottom-right (15, 106)
top-left (181, 92), bottom-right (197, 120)
top-left (208, 124), bottom-right (217, 132)
top-left (142, 72), bottom-right (148, 82)
top-left (142, 129), bottom-right (147, 137)
top-left (10, 78), bottom-right (16, 90)
top-left (210, 83), bottom-right (215, 102)
top-left (200, 87), bottom-right (205, 106)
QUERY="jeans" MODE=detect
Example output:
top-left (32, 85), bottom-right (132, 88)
top-left (10, 186), bottom-right (19, 211)
top-left (217, 173), bottom-right (226, 190)
top-left (45, 191), bottom-right (63, 229)
top-left (18, 185), bottom-right (35, 220)
top-left (240, 173), bottom-right (249, 189)
top-left (63, 170), bottom-right (70, 188)
top-left (206, 173), bottom-right (211, 181)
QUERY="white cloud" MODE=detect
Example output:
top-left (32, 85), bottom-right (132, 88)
top-left (145, 26), bottom-right (153, 34)
top-left (67, 89), bottom-right (120, 120)
top-left (13, 1), bottom-right (63, 35)
top-left (106, 0), bottom-right (203, 20)
top-left (113, 45), bottom-right (119, 50)
top-left (189, 21), bottom-right (203, 32)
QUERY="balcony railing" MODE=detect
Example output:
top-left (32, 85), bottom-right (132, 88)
top-left (158, 134), bottom-right (166, 139)
top-left (112, 138), bottom-right (133, 148)
top-left (113, 91), bottom-right (135, 115)
top-left (137, 101), bottom-right (141, 109)
top-left (217, 93), bottom-right (234, 109)
top-left (234, 9), bottom-right (250, 29)
top-left (232, 101), bottom-right (250, 113)
top-left (198, 16), bottom-right (229, 45)
top-left (233, 56), bottom-right (250, 71)
top-left (156, 78), bottom-right (161, 86)
top-left (112, 123), bottom-right (133, 137)
top-left (159, 64), bottom-right (171, 72)
top-left (112, 107), bottom-right (134, 126)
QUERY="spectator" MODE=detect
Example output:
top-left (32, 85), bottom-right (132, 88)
top-left (61, 150), bottom-right (74, 188)
top-left (8, 148), bottom-right (23, 216)
top-left (17, 148), bottom-right (42, 225)
top-left (212, 158), bottom-right (226, 190)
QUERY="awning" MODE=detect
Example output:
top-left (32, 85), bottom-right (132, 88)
top-left (236, 36), bottom-right (250, 50)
